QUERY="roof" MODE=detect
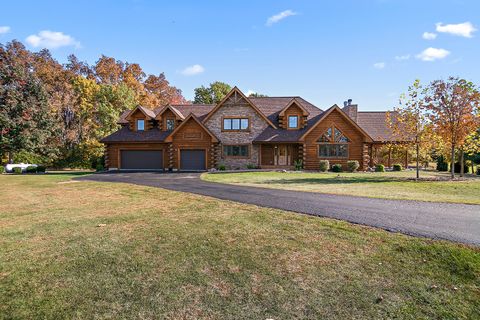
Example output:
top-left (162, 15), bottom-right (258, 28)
top-left (253, 113), bottom-right (325, 142)
top-left (101, 126), bottom-right (170, 143)
top-left (356, 112), bottom-right (397, 142)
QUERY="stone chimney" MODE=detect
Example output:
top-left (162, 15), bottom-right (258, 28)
top-left (342, 99), bottom-right (358, 122)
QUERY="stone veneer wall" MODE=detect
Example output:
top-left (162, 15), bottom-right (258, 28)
top-left (205, 103), bottom-right (269, 169)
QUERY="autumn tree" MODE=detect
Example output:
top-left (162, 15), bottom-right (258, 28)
top-left (388, 79), bottom-right (432, 179)
top-left (424, 77), bottom-right (480, 178)
top-left (194, 81), bottom-right (231, 104)
top-left (249, 92), bottom-right (268, 97)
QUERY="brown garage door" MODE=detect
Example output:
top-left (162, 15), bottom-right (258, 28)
top-left (120, 150), bottom-right (163, 170)
top-left (180, 149), bottom-right (206, 171)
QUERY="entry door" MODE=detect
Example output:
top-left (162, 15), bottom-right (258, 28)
top-left (277, 145), bottom-right (288, 165)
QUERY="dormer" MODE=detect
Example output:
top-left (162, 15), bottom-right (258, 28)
top-left (155, 105), bottom-right (185, 131)
top-left (278, 98), bottom-right (310, 130)
top-left (124, 106), bottom-right (155, 131)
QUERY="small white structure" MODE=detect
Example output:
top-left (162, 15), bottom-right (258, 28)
top-left (4, 163), bottom-right (37, 173)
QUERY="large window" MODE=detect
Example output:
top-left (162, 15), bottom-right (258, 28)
top-left (317, 126), bottom-right (349, 158)
top-left (288, 115), bottom-right (298, 128)
top-left (166, 118), bottom-right (175, 130)
top-left (223, 118), bottom-right (249, 131)
top-left (223, 145), bottom-right (249, 157)
top-left (137, 119), bottom-right (145, 131)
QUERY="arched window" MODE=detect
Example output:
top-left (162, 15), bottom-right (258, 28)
top-left (317, 126), bottom-right (349, 158)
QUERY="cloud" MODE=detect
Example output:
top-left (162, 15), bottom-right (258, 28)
top-left (422, 32), bottom-right (437, 40)
top-left (373, 62), bottom-right (386, 69)
top-left (416, 47), bottom-right (450, 61)
top-left (246, 90), bottom-right (256, 96)
top-left (266, 10), bottom-right (298, 26)
top-left (25, 30), bottom-right (80, 49)
top-left (395, 54), bottom-right (410, 61)
top-left (0, 26), bottom-right (11, 34)
top-left (435, 22), bottom-right (477, 38)
top-left (180, 64), bottom-right (205, 76)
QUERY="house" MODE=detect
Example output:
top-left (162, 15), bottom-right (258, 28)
top-left (101, 87), bottom-right (399, 171)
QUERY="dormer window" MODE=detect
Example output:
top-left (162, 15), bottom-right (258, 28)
top-left (166, 118), bottom-right (175, 130)
top-left (137, 119), bottom-right (145, 131)
top-left (288, 115), bottom-right (298, 129)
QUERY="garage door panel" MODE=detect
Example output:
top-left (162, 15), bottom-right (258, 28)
top-left (121, 150), bottom-right (163, 169)
top-left (180, 149), bottom-right (206, 170)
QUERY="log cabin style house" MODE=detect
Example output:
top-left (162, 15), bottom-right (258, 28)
top-left (101, 87), bottom-right (398, 171)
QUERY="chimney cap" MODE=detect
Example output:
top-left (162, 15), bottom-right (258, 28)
top-left (343, 101), bottom-right (348, 107)
top-left (347, 99), bottom-right (353, 105)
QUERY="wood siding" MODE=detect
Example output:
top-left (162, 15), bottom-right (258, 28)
top-left (279, 104), bottom-right (307, 129)
top-left (303, 108), bottom-right (368, 170)
top-left (128, 109), bottom-right (153, 131)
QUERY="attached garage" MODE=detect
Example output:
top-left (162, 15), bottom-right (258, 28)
top-left (180, 149), bottom-right (206, 171)
top-left (120, 150), bottom-right (163, 170)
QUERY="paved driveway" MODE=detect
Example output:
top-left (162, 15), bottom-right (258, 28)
top-left (76, 172), bottom-right (480, 246)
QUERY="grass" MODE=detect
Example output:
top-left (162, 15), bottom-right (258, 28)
top-left (202, 170), bottom-right (480, 205)
top-left (1, 173), bottom-right (479, 319)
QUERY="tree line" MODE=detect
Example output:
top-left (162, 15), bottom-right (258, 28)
top-left (0, 40), bottom-right (185, 168)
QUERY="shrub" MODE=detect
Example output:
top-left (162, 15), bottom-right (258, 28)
top-left (477, 168), bottom-right (480, 176)
top-left (217, 163), bottom-right (226, 171)
top-left (319, 160), bottom-right (329, 172)
top-left (347, 160), bottom-right (359, 172)
top-left (26, 166), bottom-right (37, 173)
top-left (436, 155), bottom-right (448, 172)
top-left (392, 164), bottom-right (403, 171)
top-left (375, 164), bottom-right (385, 172)
top-left (294, 159), bottom-right (303, 171)
top-left (246, 163), bottom-right (257, 169)
top-left (36, 165), bottom-right (46, 173)
top-left (331, 164), bottom-right (343, 172)
top-left (13, 167), bottom-right (23, 174)
top-left (0, 166), bottom-right (4, 174)
top-left (96, 164), bottom-right (104, 172)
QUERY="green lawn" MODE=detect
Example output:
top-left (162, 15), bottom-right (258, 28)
top-left (1, 173), bottom-right (479, 319)
top-left (202, 171), bottom-right (480, 205)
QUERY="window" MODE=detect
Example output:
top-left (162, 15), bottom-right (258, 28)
top-left (317, 126), bottom-right (350, 158)
top-left (137, 119), bottom-right (145, 131)
top-left (223, 145), bottom-right (249, 157)
top-left (166, 118), bottom-right (175, 130)
top-left (223, 118), bottom-right (249, 131)
top-left (288, 115), bottom-right (298, 128)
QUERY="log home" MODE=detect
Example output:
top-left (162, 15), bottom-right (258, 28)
top-left (102, 87), bottom-right (398, 171)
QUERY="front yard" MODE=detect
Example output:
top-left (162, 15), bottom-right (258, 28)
top-left (1, 173), bottom-right (479, 319)
top-left (202, 170), bottom-right (480, 205)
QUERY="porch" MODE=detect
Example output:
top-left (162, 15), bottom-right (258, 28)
top-left (259, 143), bottom-right (302, 168)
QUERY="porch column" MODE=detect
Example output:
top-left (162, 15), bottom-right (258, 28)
top-left (387, 146), bottom-right (392, 168)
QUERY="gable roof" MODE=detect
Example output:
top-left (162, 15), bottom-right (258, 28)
top-left (299, 105), bottom-right (373, 142)
top-left (155, 105), bottom-right (186, 120)
top-left (202, 87), bottom-right (277, 128)
top-left (124, 105), bottom-right (156, 121)
top-left (278, 98), bottom-right (310, 116)
top-left (164, 114), bottom-right (219, 143)
top-left (357, 111), bottom-right (401, 142)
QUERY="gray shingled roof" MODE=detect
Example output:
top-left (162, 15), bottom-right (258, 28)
top-left (356, 112), bottom-right (398, 142)
top-left (101, 127), bottom-right (170, 143)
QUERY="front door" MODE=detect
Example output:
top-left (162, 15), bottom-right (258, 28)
top-left (277, 145), bottom-right (288, 165)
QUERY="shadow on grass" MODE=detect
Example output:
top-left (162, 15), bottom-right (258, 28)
top-left (259, 176), bottom-right (406, 185)
top-left (45, 171), bottom-right (93, 176)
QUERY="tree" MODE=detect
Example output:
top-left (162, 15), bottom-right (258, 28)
top-left (388, 79), bottom-right (432, 179)
top-left (424, 77), bottom-right (480, 178)
top-left (194, 81), bottom-right (231, 104)
top-left (0, 41), bottom-right (54, 163)
top-left (249, 92), bottom-right (268, 97)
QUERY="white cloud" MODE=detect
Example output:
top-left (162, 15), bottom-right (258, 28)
top-left (422, 32), bottom-right (437, 40)
top-left (180, 64), bottom-right (205, 76)
top-left (0, 26), bottom-right (11, 34)
top-left (395, 54), bottom-right (410, 61)
top-left (416, 47), bottom-right (450, 61)
top-left (435, 22), bottom-right (477, 38)
top-left (373, 62), bottom-right (386, 69)
top-left (25, 30), bottom-right (80, 49)
top-left (246, 90), bottom-right (256, 96)
top-left (266, 10), bottom-right (298, 26)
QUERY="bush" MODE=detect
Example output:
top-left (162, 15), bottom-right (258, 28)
top-left (246, 163), bottom-right (257, 169)
top-left (26, 166), bottom-right (37, 173)
top-left (217, 163), bottom-right (226, 171)
top-left (0, 166), bottom-right (4, 174)
top-left (13, 167), bottom-right (23, 174)
top-left (319, 160), bottom-right (329, 172)
top-left (36, 165), bottom-right (46, 173)
top-left (393, 164), bottom-right (403, 171)
top-left (294, 159), bottom-right (303, 171)
top-left (96, 164), bottom-right (104, 172)
top-left (331, 164), bottom-right (343, 172)
top-left (477, 168), bottom-right (480, 176)
top-left (375, 164), bottom-right (385, 172)
top-left (347, 160), bottom-right (359, 172)
top-left (436, 155), bottom-right (448, 172)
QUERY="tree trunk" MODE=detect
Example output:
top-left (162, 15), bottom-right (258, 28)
top-left (416, 143), bottom-right (420, 180)
top-left (450, 144), bottom-right (455, 179)
top-left (8, 151), bottom-right (13, 164)
top-left (460, 149), bottom-right (464, 177)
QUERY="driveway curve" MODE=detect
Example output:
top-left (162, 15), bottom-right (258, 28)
top-left (76, 172), bottom-right (480, 246)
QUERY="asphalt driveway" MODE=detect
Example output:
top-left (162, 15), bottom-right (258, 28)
top-left (76, 172), bottom-right (480, 246)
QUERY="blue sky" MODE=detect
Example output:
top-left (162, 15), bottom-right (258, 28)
top-left (1, 0), bottom-right (479, 110)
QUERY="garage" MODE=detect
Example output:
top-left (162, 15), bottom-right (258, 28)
top-left (120, 150), bottom-right (163, 170)
top-left (180, 149), bottom-right (206, 171)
